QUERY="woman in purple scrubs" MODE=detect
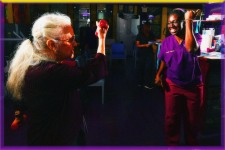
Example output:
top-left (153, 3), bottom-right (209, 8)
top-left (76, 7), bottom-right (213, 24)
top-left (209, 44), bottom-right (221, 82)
top-left (155, 8), bottom-right (203, 145)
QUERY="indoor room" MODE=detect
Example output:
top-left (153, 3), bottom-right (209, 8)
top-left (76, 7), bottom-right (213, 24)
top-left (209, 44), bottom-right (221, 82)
top-left (2, 2), bottom-right (224, 147)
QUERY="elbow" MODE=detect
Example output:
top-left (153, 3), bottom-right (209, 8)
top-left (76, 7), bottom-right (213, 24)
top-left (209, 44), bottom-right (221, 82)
top-left (185, 46), bottom-right (193, 52)
top-left (186, 48), bottom-right (192, 53)
top-left (186, 47), bottom-right (197, 53)
top-left (185, 44), bottom-right (199, 53)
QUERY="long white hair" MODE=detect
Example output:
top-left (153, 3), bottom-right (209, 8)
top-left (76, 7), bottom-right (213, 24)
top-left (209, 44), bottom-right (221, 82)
top-left (6, 12), bottom-right (71, 100)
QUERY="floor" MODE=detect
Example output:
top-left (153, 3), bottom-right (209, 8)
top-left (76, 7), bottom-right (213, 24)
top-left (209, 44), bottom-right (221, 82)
top-left (3, 56), bottom-right (222, 147)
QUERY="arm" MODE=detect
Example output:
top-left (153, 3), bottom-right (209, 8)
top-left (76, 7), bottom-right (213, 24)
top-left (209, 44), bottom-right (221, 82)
top-left (96, 21), bottom-right (109, 55)
top-left (155, 60), bottom-right (166, 86)
top-left (52, 53), bottom-right (107, 88)
top-left (50, 22), bottom-right (109, 88)
top-left (136, 40), bottom-right (150, 48)
top-left (185, 10), bottom-right (199, 53)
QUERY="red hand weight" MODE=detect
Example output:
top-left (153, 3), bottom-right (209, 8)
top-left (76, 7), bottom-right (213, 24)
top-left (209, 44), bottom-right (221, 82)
top-left (95, 20), bottom-right (108, 37)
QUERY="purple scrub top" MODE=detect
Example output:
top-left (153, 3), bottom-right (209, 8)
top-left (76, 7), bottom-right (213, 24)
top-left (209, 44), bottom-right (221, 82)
top-left (158, 34), bottom-right (202, 88)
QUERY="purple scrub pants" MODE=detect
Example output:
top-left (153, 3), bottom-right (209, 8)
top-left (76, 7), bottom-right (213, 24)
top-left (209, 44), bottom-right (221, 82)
top-left (164, 78), bottom-right (204, 145)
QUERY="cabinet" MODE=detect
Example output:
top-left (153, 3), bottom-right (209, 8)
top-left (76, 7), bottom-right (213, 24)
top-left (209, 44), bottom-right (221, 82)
top-left (198, 57), bottom-right (222, 145)
top-left (197, 19), bottom-right (223, 145)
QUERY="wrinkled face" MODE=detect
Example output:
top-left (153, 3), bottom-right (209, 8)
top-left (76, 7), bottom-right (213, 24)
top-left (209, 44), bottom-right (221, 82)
top-left (167, 14), bottom-right (184, 36)
top-left (54, 25), bottom-right (76, 61)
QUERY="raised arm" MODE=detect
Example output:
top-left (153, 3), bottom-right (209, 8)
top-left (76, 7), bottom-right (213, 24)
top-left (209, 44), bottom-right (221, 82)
top-left (184, 10), bottom-right (200, 53)
top-left (96, 21), bottom-right (109, 55)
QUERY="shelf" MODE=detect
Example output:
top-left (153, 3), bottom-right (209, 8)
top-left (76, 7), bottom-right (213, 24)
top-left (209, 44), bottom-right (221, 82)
top-left (193, 20), bottom-right (223, 23)
top-left (194, 19), bottom-right (223, 35)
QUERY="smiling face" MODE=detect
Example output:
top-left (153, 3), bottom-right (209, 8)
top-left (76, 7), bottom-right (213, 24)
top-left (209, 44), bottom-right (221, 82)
top-left (167, 13), bottom-right (184, 36)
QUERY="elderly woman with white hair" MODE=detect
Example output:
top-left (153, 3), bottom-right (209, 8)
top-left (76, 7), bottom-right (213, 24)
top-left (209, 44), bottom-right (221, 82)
top-left (6, 12), bottom-right (108, 146)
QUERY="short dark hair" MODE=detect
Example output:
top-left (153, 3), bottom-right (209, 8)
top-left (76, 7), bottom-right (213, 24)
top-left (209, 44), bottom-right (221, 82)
top-left (169, 8), bottom-right (186, 21)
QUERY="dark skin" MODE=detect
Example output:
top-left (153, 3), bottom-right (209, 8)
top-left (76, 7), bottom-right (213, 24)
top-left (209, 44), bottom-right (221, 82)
top-left (135, 23), bottom-right (158, 52)
top-left (136, 24), bottom-right (153, 48)
top-left (155, 10), bottom-right (199, 86)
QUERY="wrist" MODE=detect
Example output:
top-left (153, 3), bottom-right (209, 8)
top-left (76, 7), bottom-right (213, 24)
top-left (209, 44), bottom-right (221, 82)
top-left (184, 19), bottom-right (193, 22)
top-left (156, 73), bottom-right (160, 77)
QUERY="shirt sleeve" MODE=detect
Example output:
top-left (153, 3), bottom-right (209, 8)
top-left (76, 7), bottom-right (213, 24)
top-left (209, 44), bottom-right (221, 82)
top-left (46, 53), bottom-right (108, 89)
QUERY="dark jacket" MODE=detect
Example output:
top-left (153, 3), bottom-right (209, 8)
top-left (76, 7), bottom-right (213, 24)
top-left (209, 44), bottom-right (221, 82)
top-left (23, 53), bottom-right (107, 145)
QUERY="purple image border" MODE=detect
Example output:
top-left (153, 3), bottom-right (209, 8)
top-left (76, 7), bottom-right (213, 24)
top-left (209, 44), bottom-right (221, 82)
top-left (1, 1), bottom-right (5, 148)
top-left (0, 2), bottom-right (224, 150)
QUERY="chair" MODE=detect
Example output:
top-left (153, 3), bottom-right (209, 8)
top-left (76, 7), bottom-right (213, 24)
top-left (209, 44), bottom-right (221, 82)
top-left (76, 54), bottom-right (105, 104)
top-left (84, 52), bottom-right (105, 104)
top-left (110, 43), bottom-right (126, 65)
top-left (88, 79), bottom-right (105, 104)
top-left (106, 38), bottom-right (115, 50)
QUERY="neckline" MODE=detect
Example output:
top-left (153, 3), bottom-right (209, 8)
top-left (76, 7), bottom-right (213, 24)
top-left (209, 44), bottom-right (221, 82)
top-left (172, 35), bottom-right (184, 45)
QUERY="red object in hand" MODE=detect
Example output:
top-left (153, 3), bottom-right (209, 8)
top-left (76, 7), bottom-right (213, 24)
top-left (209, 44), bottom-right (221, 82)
top-left (95, 20), bottom-right (108, 37)
top-left (10, 114), bottom-right (28, 131)
top-left (11, 118), bottom-right (21, 130)
top-left (99, 19), bottom-right (108, 28)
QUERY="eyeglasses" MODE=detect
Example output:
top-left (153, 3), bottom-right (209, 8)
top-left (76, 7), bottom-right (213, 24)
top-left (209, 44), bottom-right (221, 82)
top-left (54, 35), bottom-right (76, 43)
top-left (167, 20), bottom-right (182, 26)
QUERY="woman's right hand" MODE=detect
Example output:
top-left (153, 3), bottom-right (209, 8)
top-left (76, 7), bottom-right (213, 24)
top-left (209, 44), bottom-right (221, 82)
top-left (155, 74), bottom-right (162, 86)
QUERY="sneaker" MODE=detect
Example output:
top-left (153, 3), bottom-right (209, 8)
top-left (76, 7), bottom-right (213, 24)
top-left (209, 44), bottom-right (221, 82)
top-left (144, 85), bottom-right (154, 89)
